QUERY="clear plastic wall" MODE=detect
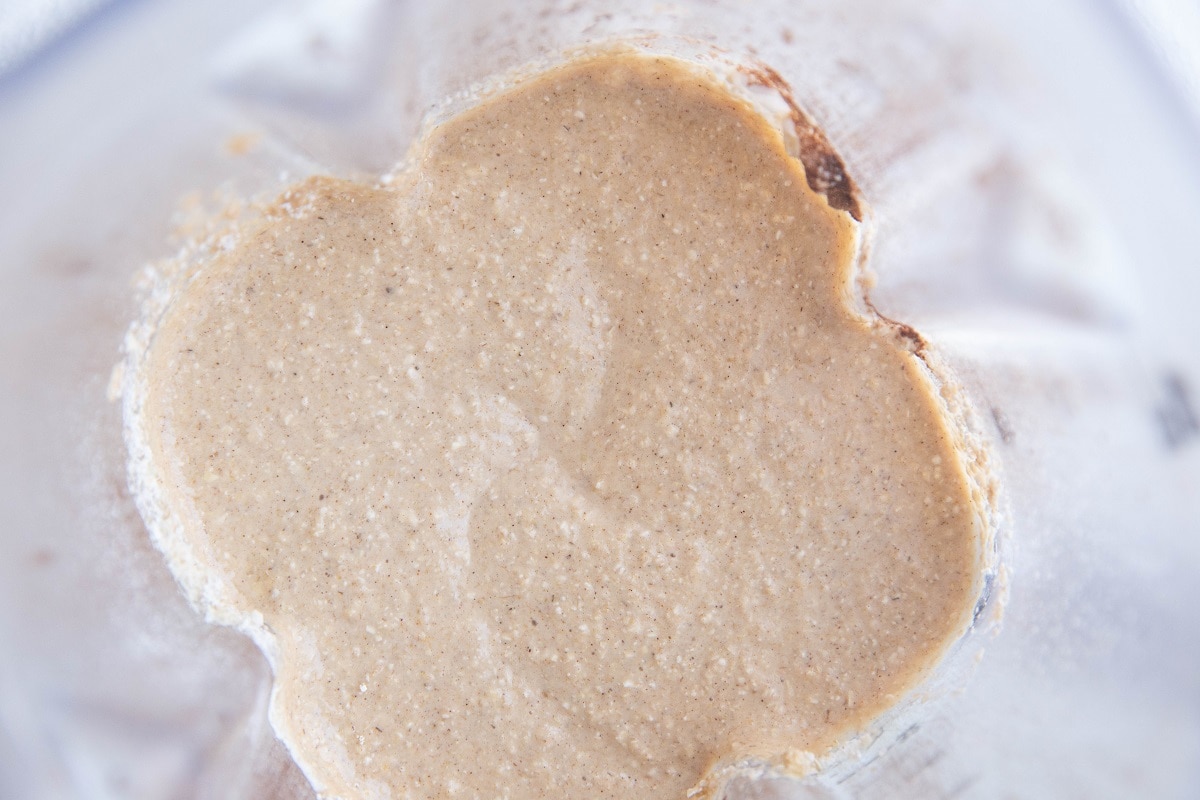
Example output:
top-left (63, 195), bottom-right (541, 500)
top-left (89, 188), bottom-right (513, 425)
top-left (1, 1), bottom-right (1197, 798)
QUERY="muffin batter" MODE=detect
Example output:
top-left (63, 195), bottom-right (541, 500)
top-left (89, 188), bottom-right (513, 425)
top-left (128, 51), bottom-right (988, 799)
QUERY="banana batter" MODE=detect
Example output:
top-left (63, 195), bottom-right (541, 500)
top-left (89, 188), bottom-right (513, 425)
top-left (128, 50), bottom-right (989, 799)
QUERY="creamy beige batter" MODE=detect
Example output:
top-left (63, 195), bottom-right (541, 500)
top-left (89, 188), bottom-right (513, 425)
top-left (129, 51), bottom-right (989, 799)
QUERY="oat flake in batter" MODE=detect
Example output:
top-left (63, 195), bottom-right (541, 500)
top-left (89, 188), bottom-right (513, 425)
top-left (126, 50), bottom-right (992, 799)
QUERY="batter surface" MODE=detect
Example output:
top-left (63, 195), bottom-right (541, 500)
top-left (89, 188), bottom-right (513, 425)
top-left (129, 51), bottom-right (987, 799)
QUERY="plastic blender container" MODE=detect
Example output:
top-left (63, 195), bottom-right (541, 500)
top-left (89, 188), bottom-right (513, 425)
top-left (0, 1), bottom-right (1197, 798)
